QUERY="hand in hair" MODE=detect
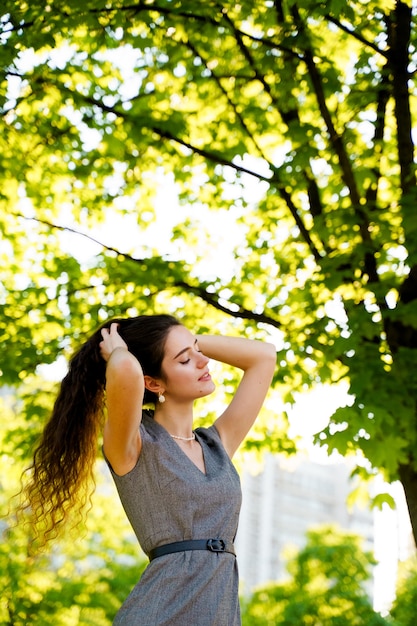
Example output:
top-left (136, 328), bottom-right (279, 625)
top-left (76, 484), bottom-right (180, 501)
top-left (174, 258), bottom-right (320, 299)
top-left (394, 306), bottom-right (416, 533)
top-left (100, 323), bottom-right (128, 362)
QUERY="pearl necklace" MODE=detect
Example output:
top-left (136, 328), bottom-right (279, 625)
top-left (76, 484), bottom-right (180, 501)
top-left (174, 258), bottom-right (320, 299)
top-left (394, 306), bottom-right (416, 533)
top-left (170, 433), bottom-right (196, 442)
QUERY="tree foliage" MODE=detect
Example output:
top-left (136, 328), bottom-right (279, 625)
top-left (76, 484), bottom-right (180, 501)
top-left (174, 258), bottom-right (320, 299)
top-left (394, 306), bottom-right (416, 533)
top-left (1, 1), bottom-right (417, 537)
top-left (241, 524), bottom-right (389, 626)
top-left (0, 393), bottom-right (146, 625)
top-left (388, 556), bottom-right (417, 626)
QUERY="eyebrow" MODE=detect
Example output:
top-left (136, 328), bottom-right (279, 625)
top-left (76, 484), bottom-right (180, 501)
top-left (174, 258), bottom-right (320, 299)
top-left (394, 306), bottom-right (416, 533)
top-left (173, 338), bottom-right (198, 360)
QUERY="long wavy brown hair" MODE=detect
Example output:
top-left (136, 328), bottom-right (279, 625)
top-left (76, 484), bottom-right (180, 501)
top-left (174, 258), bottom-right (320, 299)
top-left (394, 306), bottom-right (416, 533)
top-left (16, 314), bottom-right (181, 549)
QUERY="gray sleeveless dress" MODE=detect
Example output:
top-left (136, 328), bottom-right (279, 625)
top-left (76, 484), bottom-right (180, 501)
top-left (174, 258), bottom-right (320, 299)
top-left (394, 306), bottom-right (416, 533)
top-left (105, 411), bottom-right (242, 626)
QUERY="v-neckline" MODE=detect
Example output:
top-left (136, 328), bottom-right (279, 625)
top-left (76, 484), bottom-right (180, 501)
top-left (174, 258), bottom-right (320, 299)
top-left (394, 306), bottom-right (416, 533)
top-left (165, 426), bottom-right (208, 476)
top-left (143, 413), bottom-right (209, 476)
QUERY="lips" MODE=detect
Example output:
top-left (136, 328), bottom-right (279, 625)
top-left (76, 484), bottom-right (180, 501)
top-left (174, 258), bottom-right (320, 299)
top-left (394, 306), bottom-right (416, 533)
top-left (198, 371), bottom-right (211, 381)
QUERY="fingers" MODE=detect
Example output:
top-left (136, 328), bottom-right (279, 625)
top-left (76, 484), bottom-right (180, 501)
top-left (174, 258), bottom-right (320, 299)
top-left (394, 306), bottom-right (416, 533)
top-left (99, 323), bottom-right (126, 361)
top-left (101, 322), bottom-right (119, 338)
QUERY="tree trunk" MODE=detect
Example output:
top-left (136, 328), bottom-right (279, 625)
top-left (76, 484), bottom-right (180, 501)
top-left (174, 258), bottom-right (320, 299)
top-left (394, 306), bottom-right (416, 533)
top-left (398, 463), bottom-right (417, 548)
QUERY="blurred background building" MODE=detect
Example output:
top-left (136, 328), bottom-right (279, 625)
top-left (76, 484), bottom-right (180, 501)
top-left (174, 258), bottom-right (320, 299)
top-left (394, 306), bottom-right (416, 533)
top-left (235, 453), bottom-right (414, 614)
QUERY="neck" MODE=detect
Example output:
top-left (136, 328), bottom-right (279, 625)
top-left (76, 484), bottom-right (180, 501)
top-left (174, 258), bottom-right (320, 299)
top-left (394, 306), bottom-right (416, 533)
top-left (153, 401), bottom-right (194, 439)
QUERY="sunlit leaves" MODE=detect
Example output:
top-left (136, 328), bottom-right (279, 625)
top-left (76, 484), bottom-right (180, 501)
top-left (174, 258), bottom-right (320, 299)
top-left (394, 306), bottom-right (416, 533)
top-left (1, 0), bottom-right (417, 531)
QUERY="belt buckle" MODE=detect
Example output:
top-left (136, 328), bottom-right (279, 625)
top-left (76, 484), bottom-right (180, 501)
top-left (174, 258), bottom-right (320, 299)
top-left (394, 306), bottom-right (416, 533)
top-left (207, 538), bottom-right (225, 552)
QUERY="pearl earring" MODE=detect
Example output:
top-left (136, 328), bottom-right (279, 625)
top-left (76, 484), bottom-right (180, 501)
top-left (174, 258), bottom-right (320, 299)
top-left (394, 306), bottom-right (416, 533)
top-left (158, 392), bottom-right (166, 404)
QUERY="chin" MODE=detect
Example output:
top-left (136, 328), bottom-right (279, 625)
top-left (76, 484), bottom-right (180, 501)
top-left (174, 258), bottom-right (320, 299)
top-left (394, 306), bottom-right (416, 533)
top-left (200, 382), bottom-right (216, 397)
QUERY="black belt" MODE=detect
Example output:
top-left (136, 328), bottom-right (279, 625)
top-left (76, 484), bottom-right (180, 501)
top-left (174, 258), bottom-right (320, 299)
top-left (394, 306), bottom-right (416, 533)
top-left (149, 538), bottom-right (235, 562)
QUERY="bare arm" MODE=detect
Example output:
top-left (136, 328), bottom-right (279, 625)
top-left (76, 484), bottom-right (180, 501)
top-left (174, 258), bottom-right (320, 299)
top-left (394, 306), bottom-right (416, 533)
top-left (100, 324), bottom-right (144, 475)
top-left (197, 335), bottom-right (276, 458)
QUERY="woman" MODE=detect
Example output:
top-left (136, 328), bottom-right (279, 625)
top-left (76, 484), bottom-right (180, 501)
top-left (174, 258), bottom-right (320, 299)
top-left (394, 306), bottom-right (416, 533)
top-left (20, 314), bottom-right (276, 625)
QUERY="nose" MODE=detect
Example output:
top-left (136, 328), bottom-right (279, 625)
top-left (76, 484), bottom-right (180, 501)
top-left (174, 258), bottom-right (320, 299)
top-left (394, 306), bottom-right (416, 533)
top-left (197, 351), bottom-right (209, 367)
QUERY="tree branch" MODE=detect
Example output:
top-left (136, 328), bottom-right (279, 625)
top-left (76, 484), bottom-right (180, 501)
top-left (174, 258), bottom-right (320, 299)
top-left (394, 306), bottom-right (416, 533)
top-left (182, 37), bottom-right (269, 163)
top-left (364, 64), bottom-right (390, 212)
top-left (17, 213), bottom-right (282, 328)
top-left (325, 14), bottom-right (389, 59)
top-left (173, 281), bottom-right (281, 328)
top-left (386, 2), bottom-right (416, 195)
top-left (291, 6), bottom-right (380, 284)
top-left (204, 9), bottom-right (324, 262)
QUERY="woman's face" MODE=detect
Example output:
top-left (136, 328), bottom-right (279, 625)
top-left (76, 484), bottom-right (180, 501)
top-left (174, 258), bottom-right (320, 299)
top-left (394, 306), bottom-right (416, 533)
top-left (159, 325), bottom-right (215, 402)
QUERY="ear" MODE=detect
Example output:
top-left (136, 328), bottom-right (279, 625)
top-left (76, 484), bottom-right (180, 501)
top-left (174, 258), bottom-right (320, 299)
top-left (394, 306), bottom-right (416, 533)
top-left (143, 375), bottom-right (164, 394)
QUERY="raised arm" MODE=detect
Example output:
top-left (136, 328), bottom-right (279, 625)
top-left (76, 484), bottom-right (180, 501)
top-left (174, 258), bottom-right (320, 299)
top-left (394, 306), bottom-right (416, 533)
top-left (197, 335), bottom-right (276, 458)
top-left (100, 323), bottom-right (144, 475)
